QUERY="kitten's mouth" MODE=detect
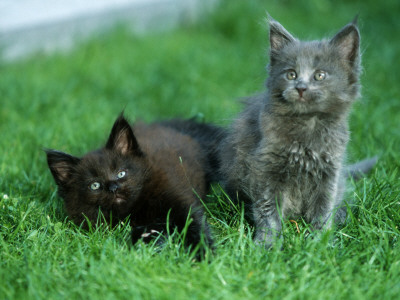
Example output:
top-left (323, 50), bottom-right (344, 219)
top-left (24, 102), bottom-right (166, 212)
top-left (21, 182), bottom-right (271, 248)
top-left (297, 96), bottom-right (307, 102)
top-left (113, 197), bottom-right (126, 205)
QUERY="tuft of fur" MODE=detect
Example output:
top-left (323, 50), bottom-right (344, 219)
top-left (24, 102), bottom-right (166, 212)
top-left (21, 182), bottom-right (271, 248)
top-left (157, 118), bottom-right (227, 184)
top-left (46, 115), bottom-right (213, 249)
top-left (219, 17), bottom-right (364, 247)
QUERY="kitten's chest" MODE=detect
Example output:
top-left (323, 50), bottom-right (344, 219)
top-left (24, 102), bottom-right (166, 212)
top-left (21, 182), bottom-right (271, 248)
top-left (259, 118), bottom-right (346, 178)
top-left (282, 141), bottom-right (333, 177)
top-left (257, 140), bottom-right (335, 218)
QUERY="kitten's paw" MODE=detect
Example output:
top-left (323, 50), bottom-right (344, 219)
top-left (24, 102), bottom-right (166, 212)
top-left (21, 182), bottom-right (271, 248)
top-left (141, 229), bottom-right (161, 239)
top-left (254, 238), bottom-right (274, 249)
top-left (132, 226), bottom-right (165, 245)
top-left (254, 230), bottom-right (283, 250)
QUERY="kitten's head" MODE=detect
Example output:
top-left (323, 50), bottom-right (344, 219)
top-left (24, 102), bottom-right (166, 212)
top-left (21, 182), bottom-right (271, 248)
top-left (46, 115), bottom-right (149, 228)
top-left (266, 16), bottom-right (361, 115)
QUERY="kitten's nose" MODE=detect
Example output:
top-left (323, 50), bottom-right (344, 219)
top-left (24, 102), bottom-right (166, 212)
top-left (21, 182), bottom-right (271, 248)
top-left (108, 182), bottom-right (119, 193)
top-left (296, 87), bottom-right (307, 98)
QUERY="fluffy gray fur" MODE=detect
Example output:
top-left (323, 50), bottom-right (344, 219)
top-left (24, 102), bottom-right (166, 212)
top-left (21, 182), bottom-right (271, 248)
top-left (219, 17), bottom-right (362, 247)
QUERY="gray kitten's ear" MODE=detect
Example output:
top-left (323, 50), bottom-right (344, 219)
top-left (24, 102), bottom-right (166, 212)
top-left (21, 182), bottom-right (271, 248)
top-left (106, 114), bottom-right (143, 157)
top-left (329, 20), bottom-right (360, 65)
top-left (351, 14), bottom-right (359, 26)
top-left (45, 149), bottom-right (80, 186)
top-left (268, 16), bottom-right (296, 52)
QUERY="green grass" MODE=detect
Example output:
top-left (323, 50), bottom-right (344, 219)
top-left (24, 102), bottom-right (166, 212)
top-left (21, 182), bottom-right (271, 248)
top-left (1, 0), bottom-right (400, 298)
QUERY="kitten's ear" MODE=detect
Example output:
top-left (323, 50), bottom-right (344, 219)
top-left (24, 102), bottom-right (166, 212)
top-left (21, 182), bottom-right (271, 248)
top-left (45, 149), bottom-right (80, 186)
top-left (268, 16), bottom-right (296, 52)
top-left (106, 115), bottom-right (143, 156)
top-left (329, 19), bottom-right (360, 66)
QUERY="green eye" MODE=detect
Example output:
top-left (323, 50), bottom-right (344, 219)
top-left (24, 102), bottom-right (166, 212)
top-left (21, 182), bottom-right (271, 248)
top-left (90, 182), bottom-right (101, 190)
top-left (286, 70), bottom-right (297, 80)
top-left (314, 71), bottom-right (326, 81)
top-left (117, 171), bottom-right (126, 179)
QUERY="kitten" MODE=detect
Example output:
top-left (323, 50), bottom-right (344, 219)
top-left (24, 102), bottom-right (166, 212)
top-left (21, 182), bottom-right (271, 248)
top-left (46, 115), bottom-right (213, 248)
top-left (219, 17), bottom-right (366, 247)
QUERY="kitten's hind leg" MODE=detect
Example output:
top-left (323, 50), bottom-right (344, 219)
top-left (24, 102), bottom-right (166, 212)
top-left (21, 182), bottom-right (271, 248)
top-left (179, 208), bottom-right (214, 261)
top-left (183, 209), bottom-right (214, 249)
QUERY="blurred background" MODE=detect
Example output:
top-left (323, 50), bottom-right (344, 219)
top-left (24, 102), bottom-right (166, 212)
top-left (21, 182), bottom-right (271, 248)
top-left (0, 0), bottom-right (217, 61)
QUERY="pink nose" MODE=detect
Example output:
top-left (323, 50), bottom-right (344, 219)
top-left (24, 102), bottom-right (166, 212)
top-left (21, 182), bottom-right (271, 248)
top-left (296, 87), bottom-right (306, 98)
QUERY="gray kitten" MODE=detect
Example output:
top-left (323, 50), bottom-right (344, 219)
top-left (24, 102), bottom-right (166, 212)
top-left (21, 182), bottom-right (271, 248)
top-left (219, 17), bottom-right (365, 247)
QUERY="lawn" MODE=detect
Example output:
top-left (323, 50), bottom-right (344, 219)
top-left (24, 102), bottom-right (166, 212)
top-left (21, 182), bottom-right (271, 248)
top-left (1, 0), bottom-right (400, 299)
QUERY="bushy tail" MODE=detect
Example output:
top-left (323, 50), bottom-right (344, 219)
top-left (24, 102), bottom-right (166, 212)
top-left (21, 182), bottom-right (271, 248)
top-left (346, 156), bottom-right (378, 181)
top-left (157, 118), bottom-right (227, 184)
top-left (335, 156), bottom-right (378, 224)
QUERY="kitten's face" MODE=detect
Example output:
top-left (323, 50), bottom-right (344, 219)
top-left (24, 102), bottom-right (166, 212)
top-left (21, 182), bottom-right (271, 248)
top-left (67, 150), bottom-right (148, 226)
top-left (267, 18), bottom-right (360, 115)
top-left (46, 115), bottom-right (147, 227)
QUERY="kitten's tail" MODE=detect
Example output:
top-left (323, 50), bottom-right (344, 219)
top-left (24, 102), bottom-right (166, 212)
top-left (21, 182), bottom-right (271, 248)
top-left (346, 156), bottom-right (378, 181)
top-left (335, 156), bottom-right (377, 224)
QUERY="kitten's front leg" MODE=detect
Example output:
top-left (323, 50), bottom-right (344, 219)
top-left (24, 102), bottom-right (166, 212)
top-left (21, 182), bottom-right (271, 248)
top-left (308, 191), bottom-right (336, 231)
top-left (308, 176), bottom-right (341, 231)
top-left (252, 194), bottom-right (282, 248)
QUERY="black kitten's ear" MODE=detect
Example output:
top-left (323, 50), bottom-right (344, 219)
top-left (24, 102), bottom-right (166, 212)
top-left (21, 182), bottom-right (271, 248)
top-left (268, 16), bottom-right (296, 52)
top-left (329, 18), bottom-right (360, 66)
top-left (45, 149), bottom-right (80, 186)
top-left (106, 114), bottom-right (143, 156)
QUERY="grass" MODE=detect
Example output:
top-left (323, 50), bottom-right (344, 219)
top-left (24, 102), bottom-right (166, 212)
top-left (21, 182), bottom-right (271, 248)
top-left (1, 0), bottom-right (400, 298)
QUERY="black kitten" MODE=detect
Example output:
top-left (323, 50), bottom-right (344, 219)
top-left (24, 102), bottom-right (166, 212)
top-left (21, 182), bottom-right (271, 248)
top-left (46, 115), bottom-right (213, 249)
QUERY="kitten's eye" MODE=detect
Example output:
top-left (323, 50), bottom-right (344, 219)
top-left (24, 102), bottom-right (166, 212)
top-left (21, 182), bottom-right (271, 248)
top-left (117, 171), bottom-right (126, 179)
top-left (314, 71), bottom-right (326, 81)
top-left (286, 70), bottom-right (297, 80)
top-left (90, 182), bottom-right (101, 190)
